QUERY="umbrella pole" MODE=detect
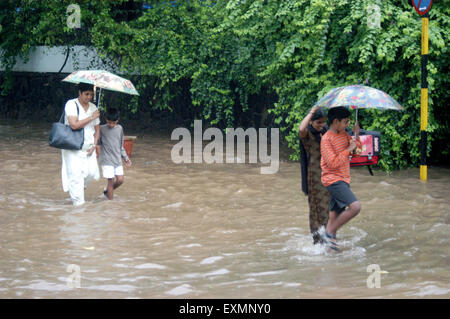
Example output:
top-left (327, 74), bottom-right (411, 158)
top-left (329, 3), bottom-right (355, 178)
top-left (354, 108), bottom-right (360, 139)
top-left (98, 88), bottom-right (102, 111)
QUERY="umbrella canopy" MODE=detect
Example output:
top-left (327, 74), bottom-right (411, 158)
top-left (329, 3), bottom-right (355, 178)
top-left (62, 70), bottom-right (139, 96)
top-left (314, 85), bottom-right (403, 111)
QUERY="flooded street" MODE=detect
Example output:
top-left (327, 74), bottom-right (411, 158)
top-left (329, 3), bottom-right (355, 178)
top-left (0, 119), bottom-right (449, 298)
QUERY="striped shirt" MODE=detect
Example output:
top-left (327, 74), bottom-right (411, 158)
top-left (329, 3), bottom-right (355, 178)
top-left (320, 130), bottom-right (352, 187)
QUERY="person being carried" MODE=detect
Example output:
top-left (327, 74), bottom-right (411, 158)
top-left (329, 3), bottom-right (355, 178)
top-left (298, 106), bottom-right (329, 244)
top-left (99, 108), bottom-right (132, 200)
top-left (320, 106), bottom-right (361, 251)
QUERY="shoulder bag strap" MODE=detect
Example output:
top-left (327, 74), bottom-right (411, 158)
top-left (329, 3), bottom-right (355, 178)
top-left (60, 100), bottom-right (80, 123)
top-left (73, 100), bottom-right (81, 116)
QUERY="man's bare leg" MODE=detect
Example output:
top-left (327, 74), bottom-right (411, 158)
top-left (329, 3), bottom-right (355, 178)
top-left (326, 201), bottom-right (361, 235)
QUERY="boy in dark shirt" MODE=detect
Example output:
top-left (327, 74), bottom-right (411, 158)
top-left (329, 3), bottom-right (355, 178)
top-left (99, 108), bottom-right (132, 200)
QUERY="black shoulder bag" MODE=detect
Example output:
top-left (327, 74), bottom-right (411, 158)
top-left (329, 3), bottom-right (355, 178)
top-left (49, 101), bottom-right (85, 150)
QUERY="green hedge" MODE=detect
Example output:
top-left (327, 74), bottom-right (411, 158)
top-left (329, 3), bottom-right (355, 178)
top-left (1, 0), bottom-right (448, 170)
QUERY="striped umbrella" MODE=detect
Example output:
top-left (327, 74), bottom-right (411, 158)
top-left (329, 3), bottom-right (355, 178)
top-left (62, 70), bottom-right (139, 109)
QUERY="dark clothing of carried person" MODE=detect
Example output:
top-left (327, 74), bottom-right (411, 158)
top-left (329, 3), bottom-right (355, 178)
top-left (300, 124), bottom-right (329, 244)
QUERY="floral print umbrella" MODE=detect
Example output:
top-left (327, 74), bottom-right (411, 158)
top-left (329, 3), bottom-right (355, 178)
top-left (62, 70), bottom-right (139, 96)
top-left (314, 85), bottom-right (403, 111)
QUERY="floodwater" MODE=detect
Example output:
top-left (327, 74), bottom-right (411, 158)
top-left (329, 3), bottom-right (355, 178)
top-left (0, 119), bottom-right (449, 299)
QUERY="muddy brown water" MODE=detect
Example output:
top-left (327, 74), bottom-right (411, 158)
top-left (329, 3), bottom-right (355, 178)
top-left (0, 120), bottom-right (449, 298)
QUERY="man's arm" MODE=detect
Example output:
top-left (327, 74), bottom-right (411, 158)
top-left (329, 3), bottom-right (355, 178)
top-left (93, 124), bottom-right (100, 146)
top-left (120, 129), bottom-right (130, 162)
top-left (321, 137), bottom-right (356, 169)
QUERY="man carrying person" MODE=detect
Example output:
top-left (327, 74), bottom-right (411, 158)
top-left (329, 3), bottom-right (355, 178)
top-left (320, 106), bottom-right (362, 251)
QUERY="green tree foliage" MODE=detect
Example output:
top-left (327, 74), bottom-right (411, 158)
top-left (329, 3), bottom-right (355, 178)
top-left (0, 0), bottom-right (122, 93)
top-left (0, 0), bottom-right (448, 170)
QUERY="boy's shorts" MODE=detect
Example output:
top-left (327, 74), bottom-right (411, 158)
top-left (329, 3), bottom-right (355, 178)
top-left (326, 181), bottom-right (358, 214)
top-left (102, 165), bottom-right (124, 179)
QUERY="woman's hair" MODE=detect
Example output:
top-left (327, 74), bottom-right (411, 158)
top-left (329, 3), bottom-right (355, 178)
top-left (311, 107), bottom-right (327, 121)
top-left (105, 108), bottom-right (120, 121)
top-left (328, 106), bottom-right (350, 123)
top-left (78, 83), bottom-right (94, 93)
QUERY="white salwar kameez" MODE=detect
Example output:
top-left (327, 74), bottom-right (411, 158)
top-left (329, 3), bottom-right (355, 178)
top-left (61, 98), bottom-right (100, 206)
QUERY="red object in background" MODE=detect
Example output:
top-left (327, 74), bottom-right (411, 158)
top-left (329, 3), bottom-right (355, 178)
top-left (123, 136), bottom-right (137, 158)
top-left (350, 132), bottom-right (381, 167)
top-left (123, 137), bottom-right (135, 158)
top-left (96, 135), bottom-right (137, 159)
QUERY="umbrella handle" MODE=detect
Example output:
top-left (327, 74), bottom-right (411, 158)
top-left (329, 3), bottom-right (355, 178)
top-left (354, 108), bottom-right (360, 139)
top-left (98, 88), bottom-right (102, 111)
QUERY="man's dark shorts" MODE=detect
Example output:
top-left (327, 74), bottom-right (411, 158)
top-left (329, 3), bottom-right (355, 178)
top-left (326, 181), bottom-right (358, 214)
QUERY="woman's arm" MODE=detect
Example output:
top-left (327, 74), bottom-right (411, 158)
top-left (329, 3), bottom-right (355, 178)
top-left (67, 110), bottom-right (100, 130)
top-left (86, 124), bottom-right (100, 156)
top-left (298, 106), bottom-right (319, 138)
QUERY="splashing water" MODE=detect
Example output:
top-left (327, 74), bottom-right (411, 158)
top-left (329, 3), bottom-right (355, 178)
top-left (0, 120), bottom-right (449, 298)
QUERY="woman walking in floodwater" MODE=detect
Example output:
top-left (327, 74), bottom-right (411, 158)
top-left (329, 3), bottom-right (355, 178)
top-left (299, 106), bottom-right (329, 244)
top-left (61, 83), bottom-right (101, 206)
